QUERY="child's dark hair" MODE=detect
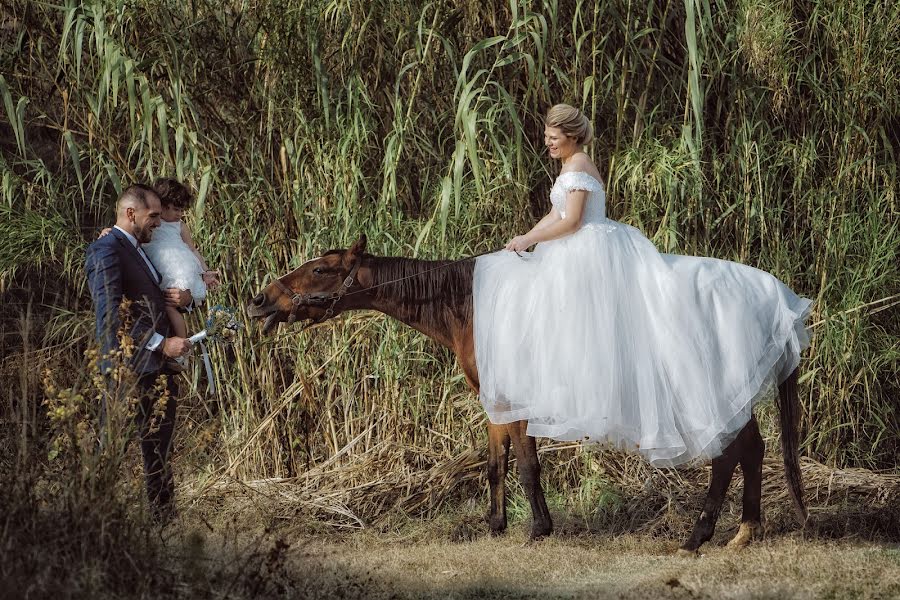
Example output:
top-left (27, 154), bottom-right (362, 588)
top-left (152, 177), bottom-right (194, 209)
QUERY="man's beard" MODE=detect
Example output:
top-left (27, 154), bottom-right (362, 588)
top-left (134, 223), bottom-right (154, 244)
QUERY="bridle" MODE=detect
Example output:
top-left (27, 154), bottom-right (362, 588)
top-left (267, 247), bottom-right (506, 329)
top-left (272, 257), bottom-right (363, 328)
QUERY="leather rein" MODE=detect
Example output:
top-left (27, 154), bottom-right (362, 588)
top-left (269, 248), bottom-right (504, 329)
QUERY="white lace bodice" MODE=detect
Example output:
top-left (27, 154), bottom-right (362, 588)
top-left (550, 171), bottom-right (607, 224)
top-left (149, 219), bottom-right (183, 246)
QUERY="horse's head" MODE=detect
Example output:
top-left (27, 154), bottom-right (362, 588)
top-left (247, 235), bottom-right (367, 334)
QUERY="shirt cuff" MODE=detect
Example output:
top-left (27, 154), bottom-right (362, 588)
top-left (145, 332), bottom-right (164, 352)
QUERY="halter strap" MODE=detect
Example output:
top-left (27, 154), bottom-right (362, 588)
top-left (273, 258), bottom-right (363, 328)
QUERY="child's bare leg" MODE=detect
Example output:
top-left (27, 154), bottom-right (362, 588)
top-left (166, 306), bottom-right (187, 338)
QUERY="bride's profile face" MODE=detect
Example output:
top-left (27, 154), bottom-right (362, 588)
top-left (544, 126), bottom-right (577, 160)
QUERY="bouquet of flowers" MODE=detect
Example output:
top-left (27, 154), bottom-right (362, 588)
top-left (188, 305), bottom-right (242, 344)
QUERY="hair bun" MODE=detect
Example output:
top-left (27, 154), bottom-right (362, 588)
top-left (579, 114), bottom-right (594, 145)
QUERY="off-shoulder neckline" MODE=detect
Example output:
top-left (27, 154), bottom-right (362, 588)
top-left (556, 170), bottom-right (605, 187)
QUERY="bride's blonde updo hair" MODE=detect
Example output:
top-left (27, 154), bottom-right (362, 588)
top-left (545, 103), bottom-right (593, 146)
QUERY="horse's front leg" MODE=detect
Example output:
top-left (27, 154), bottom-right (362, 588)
top-left (486, 423), bottom-right (511, 535)
top-left (679, 420), bottom-right (753, 555)
top-left (508, 421), bottom-right (553, 540)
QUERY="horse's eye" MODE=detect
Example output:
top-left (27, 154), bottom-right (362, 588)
top-left (312, 267), bottom-right (324, 275)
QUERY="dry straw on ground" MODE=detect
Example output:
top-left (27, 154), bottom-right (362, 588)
top-left (191, 445), bottom-right (900, 542)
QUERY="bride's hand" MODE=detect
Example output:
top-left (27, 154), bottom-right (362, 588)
top-left (505, 235), bottom-right (532, 253)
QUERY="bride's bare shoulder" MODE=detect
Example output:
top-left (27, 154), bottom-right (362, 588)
top-left (564, 153), bottom-right (603, 182)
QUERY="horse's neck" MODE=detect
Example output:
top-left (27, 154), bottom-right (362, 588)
top-left (355, 256), bottom-right (474, 349)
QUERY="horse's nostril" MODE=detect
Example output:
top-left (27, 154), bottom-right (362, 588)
top-left (252, 293), bottom-right (265, 307)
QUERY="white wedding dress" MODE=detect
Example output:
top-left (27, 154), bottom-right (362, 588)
top-left (473, 171), bottom-right (811, 467)
top-left (142, 220), bottom-right (208, 301)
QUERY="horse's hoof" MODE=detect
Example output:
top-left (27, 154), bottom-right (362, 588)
top-left (488, 516), bottom-right (507, 536)
top-left (529, 522), bottom-right (553, 541)
top-left (726, 521), bottom-right (764, 550)
top-left (675, 547), bottom-right (699, 558)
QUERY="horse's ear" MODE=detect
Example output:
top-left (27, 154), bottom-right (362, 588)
top-left (345, 234), bottom-right (367, 265)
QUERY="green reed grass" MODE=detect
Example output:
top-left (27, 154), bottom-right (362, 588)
top-left (1, 0), bottom-right (897, 544)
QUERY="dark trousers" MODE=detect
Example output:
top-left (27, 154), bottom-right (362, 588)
top-left (135, 372), bottom-right (178, 518)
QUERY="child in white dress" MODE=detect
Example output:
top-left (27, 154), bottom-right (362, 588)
top-left (141, 178), bottom-right (219, 344)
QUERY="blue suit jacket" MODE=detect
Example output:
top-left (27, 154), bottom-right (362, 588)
top-left (85, 228), bottom-right (172, 375)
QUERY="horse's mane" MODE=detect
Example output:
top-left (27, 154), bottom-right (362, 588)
top-left (368, 255), bottom-right (474, 327)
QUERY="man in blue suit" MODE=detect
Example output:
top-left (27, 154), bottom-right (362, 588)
top-left (85, 184), bottom-right (193, 522)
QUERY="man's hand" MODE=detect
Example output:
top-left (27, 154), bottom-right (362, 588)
top-left (164, 288), bottom-right (193, 308)
top-left (98, 227), bottom-right (112, 238)
top-left (161, 336), bottom-right (192, 358)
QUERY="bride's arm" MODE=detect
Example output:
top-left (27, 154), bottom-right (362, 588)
top-left (527, 208), bottom-right (562, 234)
top-left (506, 192), bottom-right (587, 251)
top-left (536, 208), bottom-right (562, 230)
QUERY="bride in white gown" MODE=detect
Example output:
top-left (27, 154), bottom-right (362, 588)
top-left (473, 104), bottom-right (812, 467)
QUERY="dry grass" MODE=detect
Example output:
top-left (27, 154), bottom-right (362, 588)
top-left (165, 503), bottom-right (900, 600)
top-left (286, 536), bottom-right (900, 599)
top-left (187, 447), bottom-right (900, 543)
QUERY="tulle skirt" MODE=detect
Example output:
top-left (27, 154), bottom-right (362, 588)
top-left (142, 242), bottom-right (208, 302)
top-left (473, 219), bottom-right (811, 467)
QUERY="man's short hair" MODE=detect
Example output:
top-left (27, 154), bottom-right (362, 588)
top-left (117, 183), bottom-right (158, 211)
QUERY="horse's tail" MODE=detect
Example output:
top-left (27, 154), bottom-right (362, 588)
top-left (777, 368), bottom-right (808, 523)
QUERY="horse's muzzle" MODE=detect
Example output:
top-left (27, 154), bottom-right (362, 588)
top-left (247, 300), bottom-right (283, 335)
top-left (246, 294), bottom-right (279, 323)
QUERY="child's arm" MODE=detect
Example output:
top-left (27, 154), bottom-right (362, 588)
top-left (180, 221), bottom-right (208, 270)
top-left (181, 221), bottom-right (220, 289)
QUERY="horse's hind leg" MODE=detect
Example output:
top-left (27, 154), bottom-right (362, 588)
top-left (678, 429), bottom-right (742, 555)
top-left (486, 423), bottom-right (511, 535)
top-left (727, 415), bottom-right (765, 549)
top-left (509, 421), bottom-right (553, 540)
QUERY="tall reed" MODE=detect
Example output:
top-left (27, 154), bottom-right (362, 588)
top-left (1, 0), bottom-right (897, 512)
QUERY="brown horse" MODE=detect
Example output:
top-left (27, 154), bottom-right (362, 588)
top-left (247, 234), bottom-right (807, 553)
